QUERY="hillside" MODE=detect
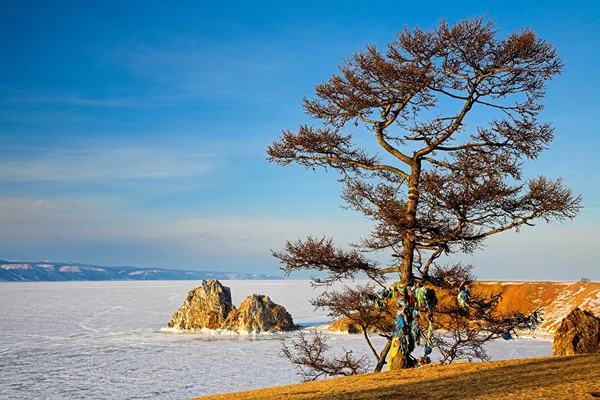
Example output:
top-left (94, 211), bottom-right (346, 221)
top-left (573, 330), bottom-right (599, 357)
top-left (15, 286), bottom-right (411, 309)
top-left (330, 281), bottom-right (600, 335)
top-left (198, 354), bottom-right (600, 400)
top-left (0, 260), bottom-right (282, 282)
top-left (476, 281), bottom-right (600, 334)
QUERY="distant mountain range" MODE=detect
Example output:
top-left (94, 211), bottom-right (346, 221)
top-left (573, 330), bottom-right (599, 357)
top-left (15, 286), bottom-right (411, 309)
top-left (0, 260), bottom-right (283, 282)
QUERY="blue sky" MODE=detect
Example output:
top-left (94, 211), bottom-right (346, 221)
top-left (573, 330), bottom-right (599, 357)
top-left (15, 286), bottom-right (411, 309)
top-left (1, 0), bottom-right (598, 280)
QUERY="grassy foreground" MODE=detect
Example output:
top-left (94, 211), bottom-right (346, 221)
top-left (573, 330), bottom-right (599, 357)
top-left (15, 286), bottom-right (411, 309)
top-left (196, 354), bottom-right (600, 400)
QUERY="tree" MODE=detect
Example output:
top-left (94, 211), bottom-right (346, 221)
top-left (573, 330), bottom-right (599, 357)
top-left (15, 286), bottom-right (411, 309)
top-left (279, 283), bottom-right (396, 379)
top-left (280, 330), bottom-right (369, 381)
top-left (268, 17), bottom-right (581, 372)
top-left (308, 284), bottom-right (396, 372)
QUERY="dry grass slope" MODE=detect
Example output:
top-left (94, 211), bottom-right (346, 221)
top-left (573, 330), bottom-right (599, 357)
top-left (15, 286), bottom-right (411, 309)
top-left (197, 354), bottom-right (600, 400)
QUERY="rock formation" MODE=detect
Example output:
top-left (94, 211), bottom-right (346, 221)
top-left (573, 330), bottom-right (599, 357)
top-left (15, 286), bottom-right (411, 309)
top-left (167, 280), bottom-right (297, 333)
top-left (224, 294), bottom-right (296, 332)
top-left (552, 307), bottom-right (600, 356)
top-left (168, 279), bottom-right (234, 330)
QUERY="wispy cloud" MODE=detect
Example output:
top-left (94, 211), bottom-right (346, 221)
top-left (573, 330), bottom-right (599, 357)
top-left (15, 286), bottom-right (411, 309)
top-left (0, 145), bottom-right (215, 183)
top-left (0, 195), bottom-right (371, 259)
top-left (103, 36), bottom-right (301, 103)
top-left (0, 34), bottom-right (295, 112)
top-left (3, 93), bottom-right (182, 109)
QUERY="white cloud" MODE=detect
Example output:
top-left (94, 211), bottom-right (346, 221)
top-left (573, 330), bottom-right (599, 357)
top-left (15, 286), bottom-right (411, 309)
top-left (0, 146), bottom-right (215, 183)
top-left (0, 194), bottom-right (370, 255)
top-left (104, 37), bottom-right (291, 103)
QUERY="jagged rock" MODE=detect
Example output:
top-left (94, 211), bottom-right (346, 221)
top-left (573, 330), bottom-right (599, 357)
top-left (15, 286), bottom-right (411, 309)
top-left (552, 307), bottom-right (600, 356)
top-left (167, 280), bottom-right (297, 332)
top-left (224, 294), bottom-right (296, 333)
top-left (167, 279), bottom-right (234, 330)
top-left (329, 318), bottom-right (362, 334)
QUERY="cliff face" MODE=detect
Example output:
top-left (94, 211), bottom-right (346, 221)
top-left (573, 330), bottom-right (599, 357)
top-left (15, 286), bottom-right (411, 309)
top-left (168, 280), bottom-right (234, 330)
top-left (167, 280), bottom-right (297, 333)
top-left (475, 281), bottom-right (600, 334)
top-left (552, 308), bottom-right (600, 356)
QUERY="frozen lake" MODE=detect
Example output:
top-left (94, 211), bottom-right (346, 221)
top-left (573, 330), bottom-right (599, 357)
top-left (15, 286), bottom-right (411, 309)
top-left (0, 280), bottom-right (552, 399)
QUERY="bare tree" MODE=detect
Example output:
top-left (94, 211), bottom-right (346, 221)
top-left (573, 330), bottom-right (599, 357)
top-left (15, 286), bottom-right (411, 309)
top-left (310, 284), bottom-right (395, 372)
top-left (269, 17), bottom-right (581, 371)
top-left (280, 331), bottom-right (369, 381)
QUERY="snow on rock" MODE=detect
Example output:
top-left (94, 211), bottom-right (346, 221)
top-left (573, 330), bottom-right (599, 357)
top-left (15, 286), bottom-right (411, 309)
top-left (167, 279), bottom-right (297, 333)
top-left (84, 266), bottom-right (105, 272)
top-left (35, 264), bottom-right (55, 270)
top-left (1, 264), bottom-right (32, 270)
top-left (58, 265), bottom-right (81, 272)
top-left (552, 307), bottom-right (600, 356)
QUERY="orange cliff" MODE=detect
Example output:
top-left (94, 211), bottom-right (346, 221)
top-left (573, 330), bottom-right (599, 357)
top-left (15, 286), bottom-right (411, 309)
top-left (475, 281), bottom-right (600, 334)
top-left (329, 281), bottom-right (600, 335)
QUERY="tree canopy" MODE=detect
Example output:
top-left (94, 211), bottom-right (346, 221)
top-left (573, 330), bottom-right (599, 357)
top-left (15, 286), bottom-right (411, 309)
top-left (268, 17), bottom-right (581, 287)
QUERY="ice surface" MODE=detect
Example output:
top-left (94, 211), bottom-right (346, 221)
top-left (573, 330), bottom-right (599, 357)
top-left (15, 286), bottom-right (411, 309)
top-left (0, 281), bottom-right (551, 400)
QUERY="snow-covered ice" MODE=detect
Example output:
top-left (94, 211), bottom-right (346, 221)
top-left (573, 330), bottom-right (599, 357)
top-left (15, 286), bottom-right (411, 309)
top-left (0, 280), bottom-right (552, 399)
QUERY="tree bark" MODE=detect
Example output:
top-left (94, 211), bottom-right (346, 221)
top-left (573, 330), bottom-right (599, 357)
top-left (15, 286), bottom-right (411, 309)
top-left (400, 160), bottom-right (421, 286)
top-left (373, 338), bottom-right (392, 372)
top-left (390, 161), bottom-right (422, 369)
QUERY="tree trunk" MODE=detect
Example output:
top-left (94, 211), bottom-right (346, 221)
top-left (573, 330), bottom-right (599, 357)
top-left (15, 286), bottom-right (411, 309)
top-left (373, 338), bottom-right (392, 372)
top-left (400, 235), bottom-right (415, 285)
top-left (391, 160), bottom-right (421, 369)
top-left (400, 160), bottom-right (421, 286)
top-left (388, 353), bottom-right (409, 370)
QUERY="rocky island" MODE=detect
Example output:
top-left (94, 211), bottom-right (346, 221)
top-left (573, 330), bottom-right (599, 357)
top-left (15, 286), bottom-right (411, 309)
top-left (167, 279), bottom-right (298, 333)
